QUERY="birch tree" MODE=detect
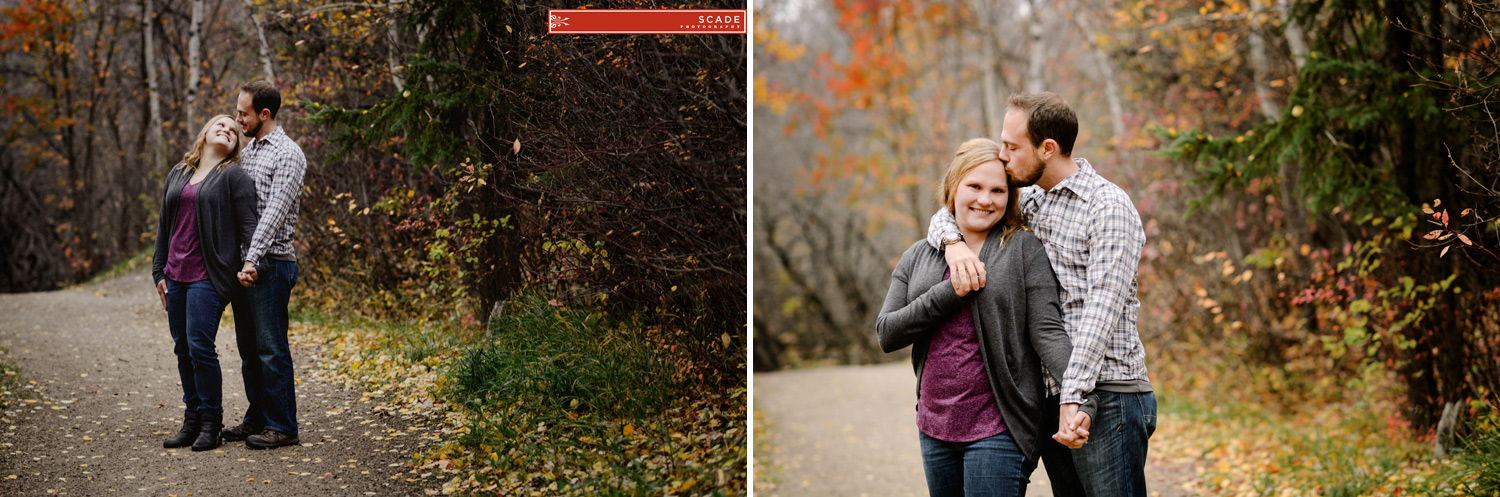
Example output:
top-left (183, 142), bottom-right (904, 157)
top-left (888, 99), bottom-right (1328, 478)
top-left (185, 0), bottom-right (203, 135)
top-left (243, 0), bottom-right (275, 82)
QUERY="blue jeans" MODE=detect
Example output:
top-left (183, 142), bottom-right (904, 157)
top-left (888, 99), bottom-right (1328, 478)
top-left (1038, 394), bottom-right (1088, 496)
top-left (919, 430), bottom-right (1035, 497)
top-left (230, 259), bottom-right (299, 435)
top-left (165, 278), bottom-right (226, 416)
top-left (1070, 391), bottom-right (1158, 497)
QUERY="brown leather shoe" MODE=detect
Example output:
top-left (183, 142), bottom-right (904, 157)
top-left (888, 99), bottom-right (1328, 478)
top-left (245, 430), bottom-right (300, 450)
top-left (221, 422), bottom-right (262, 442)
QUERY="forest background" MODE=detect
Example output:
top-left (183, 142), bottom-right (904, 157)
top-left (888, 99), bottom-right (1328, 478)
top-left (0, 0), bottom-right (747, 495)
top-left (752, 0), bottom-right (1500, 494)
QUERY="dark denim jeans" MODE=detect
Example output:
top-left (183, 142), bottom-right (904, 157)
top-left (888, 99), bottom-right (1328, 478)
top-left (165, 278), bottom-right (226, 416)
top-left (1071, 390), bottom-right (1158, 497)
top-left (230, 259), bottom-right (299, 436)
top-left (1037, 394), bottom-right (1088, 496)
top-left (919, 430), bottom-right (1035, 497)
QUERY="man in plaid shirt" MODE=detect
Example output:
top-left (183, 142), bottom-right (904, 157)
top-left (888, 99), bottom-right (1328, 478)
top-left (925, 92), bottom-right (1154, 496)
top-left (227, 80), bottom-right (306, 450)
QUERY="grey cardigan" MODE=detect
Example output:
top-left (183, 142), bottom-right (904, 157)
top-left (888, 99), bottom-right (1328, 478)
top-left (876, 229), bottom-right (1097, 460)
top-left (151, 160), bottom-right (259, 298)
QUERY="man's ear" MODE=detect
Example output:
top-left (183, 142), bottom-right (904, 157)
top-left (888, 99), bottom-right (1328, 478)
top-left (259, 108), bottom-right (272, 122)
top-left (1041, 139), bottom-right (1058, 160)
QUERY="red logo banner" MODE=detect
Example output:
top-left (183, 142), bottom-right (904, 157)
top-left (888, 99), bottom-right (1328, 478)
top-left (547, 9), bottom-right (747, 34)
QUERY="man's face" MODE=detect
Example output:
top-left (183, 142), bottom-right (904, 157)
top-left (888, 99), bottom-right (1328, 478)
top-left (236, 91), bottom-right (263, 138)
top-left (999, 108), bottom-right (1045, 188)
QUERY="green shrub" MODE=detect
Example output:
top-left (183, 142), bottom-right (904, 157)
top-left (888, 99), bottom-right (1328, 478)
top-left (446, 293), bottom-right (677, 420)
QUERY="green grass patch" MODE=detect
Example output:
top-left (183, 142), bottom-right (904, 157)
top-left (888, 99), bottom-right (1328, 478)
top-left (0, 345), bottom-right (26, 410)
top-left (288, 291), bottom-right (747, 496)
top-left (77, 248), bottom-right (153, 286)
top-left (751, 408), bottom-right (781, 490)
top-left (1157, 389), bottom-right (1500, 496)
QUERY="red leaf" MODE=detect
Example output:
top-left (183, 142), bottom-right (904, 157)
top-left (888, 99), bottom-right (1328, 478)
top-left (1424, 230), bottom-right (1442, 240)
top-left (1458, 234), bottom-right (1473, 246)
top-left (1441, 210), bottom-right (1450, 226)
top-left (1440, 246), bottom-right (1450, 258)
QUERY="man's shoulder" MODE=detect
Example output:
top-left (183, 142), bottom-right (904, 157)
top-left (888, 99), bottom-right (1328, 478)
top-left (267, 129), bottom-right (307, 158)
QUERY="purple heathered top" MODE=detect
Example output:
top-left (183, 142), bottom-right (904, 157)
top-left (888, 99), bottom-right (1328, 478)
top-left (164, 180), bottom-right (209, 283)
top-left (916, 269), bottom-right (1007, 442)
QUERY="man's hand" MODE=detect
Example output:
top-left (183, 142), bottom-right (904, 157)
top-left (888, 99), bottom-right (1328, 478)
top-left (943, 242), bottom-right (985, 297)
top-left (156, 280), bottom-right (168, 313)
top-left (1053, 403), bottom-right (1092, 449)
top-left (238, 261), bottom-right (258, 287)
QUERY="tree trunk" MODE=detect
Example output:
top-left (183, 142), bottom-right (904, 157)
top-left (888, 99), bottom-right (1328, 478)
top-left (1023, 0), bottom-right (1045, 93)
top-left (387, 2), bottom-right (404, 92)
top-left (1249, 0), bottom-right (1283, 121)
top-left (186, 0), bottom-right (204, 136)
top-left (143, 0), bottom-right (165, 170)
top-left (980, 34), bottom-right (1003, 141)
top-left (244, 0), bottom-right (275, 82)
top-left (1066, 7), bottom-right (1127, 150)
top-left (1276, 0), bottom-right (1310, 70)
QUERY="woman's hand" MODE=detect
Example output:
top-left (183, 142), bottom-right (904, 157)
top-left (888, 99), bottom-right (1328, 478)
top-left (943, 242), bottom-right (985, 297)
top-left (1053, 403), bottom-right (1091, 449)
top-left (156, 280), bottom-right (168, 313)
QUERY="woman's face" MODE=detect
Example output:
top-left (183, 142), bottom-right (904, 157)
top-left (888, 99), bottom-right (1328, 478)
top-left (953, 159), bottom-right (1009, 236)
top-left (205, 117), bottom-right (239, 152)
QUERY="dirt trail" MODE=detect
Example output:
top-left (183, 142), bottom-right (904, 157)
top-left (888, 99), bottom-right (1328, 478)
top-left (0, 269), bottom-right (427, 495)
top-left (754, 363), bottom-right (1198, 497)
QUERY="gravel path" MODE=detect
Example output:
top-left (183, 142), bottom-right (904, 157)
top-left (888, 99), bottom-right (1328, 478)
top-left (0, 269), bottom-right (427, 496)
top-left (753, 363), bottom-right (1198, 497)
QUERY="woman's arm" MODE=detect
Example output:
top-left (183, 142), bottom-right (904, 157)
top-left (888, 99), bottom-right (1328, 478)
top-left (1022, 238), bottom-right (1073, 384)
top-left (1021, 238), bottom-right (1099, 426)
top-left (151, 169), bottom-right (176, 285)
top-left (875, 250), bottom-right (967, 353)
top-left (228, 167), bottom-right (261, 256)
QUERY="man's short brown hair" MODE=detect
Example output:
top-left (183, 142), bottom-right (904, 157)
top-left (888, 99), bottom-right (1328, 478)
top-left (240, 80), bottom-right (281, 119)
top-left (1008, 92), bottom-right (1078, 156)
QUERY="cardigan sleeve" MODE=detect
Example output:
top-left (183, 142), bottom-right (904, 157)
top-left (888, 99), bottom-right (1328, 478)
top-left (1021, 234), bottom-right (1098, 421)
top-left (151, 167), bottom-right (180, 285)
top-left (227, 166), bottom-right (261, 258)
top-left (876, 244), bottom-right (968, 353)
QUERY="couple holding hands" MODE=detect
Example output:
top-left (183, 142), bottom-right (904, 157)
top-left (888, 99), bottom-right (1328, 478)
top-left (150, 81), bottom-right (307, 452)
top-left (878, 92), bottom-right (1156, 497)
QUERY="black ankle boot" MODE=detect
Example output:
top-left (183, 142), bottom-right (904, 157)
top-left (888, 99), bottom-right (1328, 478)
top-left (164, 411), bottom-right (201, 448)
top-left (191, 411), bottom-right (223, 451)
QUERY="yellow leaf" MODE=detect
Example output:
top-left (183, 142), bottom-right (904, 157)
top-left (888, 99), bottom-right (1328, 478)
top-left (624, 424), bottom-right (635, 436)
top-left (1441, 246), bottom-right (1451, 258)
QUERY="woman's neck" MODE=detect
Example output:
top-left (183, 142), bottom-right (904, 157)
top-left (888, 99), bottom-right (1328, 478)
top-left (201, 149), bottom-right (225, 169)
top-left (960, 227), bottom-right (988, 253)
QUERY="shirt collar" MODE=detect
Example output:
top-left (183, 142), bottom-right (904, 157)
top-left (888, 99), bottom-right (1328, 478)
top-left (1049, 158), bottom-right (1101, 201)
top-left (247, 126), bottom-right (285, 148)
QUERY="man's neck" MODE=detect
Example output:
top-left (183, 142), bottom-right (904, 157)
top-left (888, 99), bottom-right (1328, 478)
top-left (254, 121), bottom-right (279, 141)
top-left (1036, 156), bottom-right (1079, 191)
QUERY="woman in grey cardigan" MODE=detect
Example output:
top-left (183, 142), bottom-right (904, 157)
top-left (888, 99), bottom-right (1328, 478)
top-left (876, 138), bottom-right (1094, 496)
top-left (151, 115), bottom-right (259, 452)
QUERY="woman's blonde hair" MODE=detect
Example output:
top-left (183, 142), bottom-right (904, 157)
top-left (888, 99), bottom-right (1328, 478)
top-left (178, 114), bottom-right (242, 171)
top-left (936, 138), bottom-right (1028, 244)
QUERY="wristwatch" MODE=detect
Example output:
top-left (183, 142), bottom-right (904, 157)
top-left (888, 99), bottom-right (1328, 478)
top-left (941, 231), bottom-right (963, 247)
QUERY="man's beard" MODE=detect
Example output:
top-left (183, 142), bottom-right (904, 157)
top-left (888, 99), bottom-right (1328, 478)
top-left (1011, 155), bottom-right (1046, 187)
top-left (243, 120), bottom-right (262, 138)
